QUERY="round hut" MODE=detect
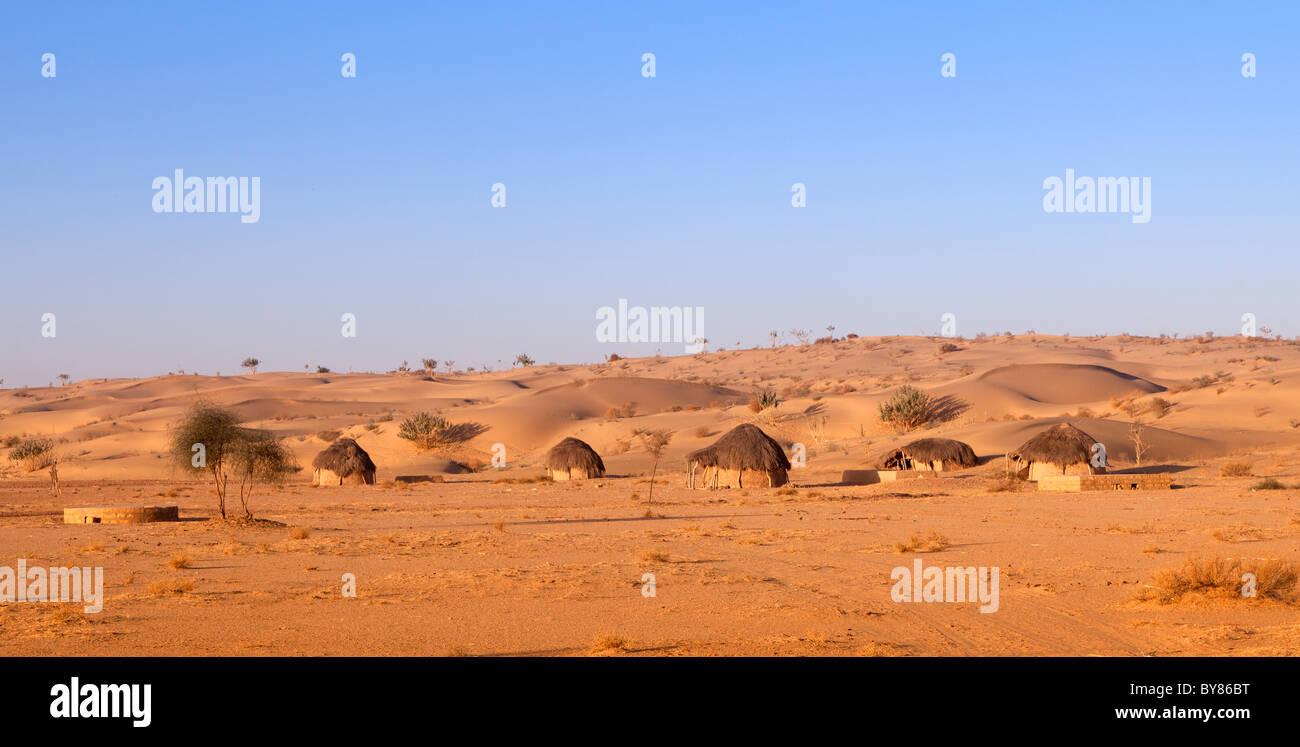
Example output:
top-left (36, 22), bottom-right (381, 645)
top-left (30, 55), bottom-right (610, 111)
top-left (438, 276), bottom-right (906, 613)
top-left (1007, 423), bottom-right (1101, 481)
top-left (879, 437), bottom-right (978, 472)
top-left (687, 423), bottom-right (791, 489)
top-left (312, 438), bottom-right (377, 486)
top-left (545, 437), bottom-right (606, 481)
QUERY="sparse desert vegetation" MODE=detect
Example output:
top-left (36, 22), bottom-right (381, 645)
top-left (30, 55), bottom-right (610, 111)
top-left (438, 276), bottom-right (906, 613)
top-left (3, 333), bottom-right (1300, 658)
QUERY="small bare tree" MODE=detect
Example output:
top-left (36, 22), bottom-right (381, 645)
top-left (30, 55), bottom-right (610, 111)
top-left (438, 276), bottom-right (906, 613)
top-left (1129, 420), bottom-right (1148, 467)
top-left (241, 357), bottom-right (259, 375)
top-left (635, 429), bottom-right (673, 506)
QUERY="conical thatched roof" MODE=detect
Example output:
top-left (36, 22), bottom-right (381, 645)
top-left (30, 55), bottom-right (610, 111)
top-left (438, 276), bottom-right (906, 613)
top-left (1008, 423), bottom-right (1096, 467)
top-left (687, 424), bottom-right (791, 471)
top-left (880, 437), bottom-right (977, 469)
top-left (312, 438), bottom-right (377, 478)
top-left (545, 437), bottom-right (605, 476)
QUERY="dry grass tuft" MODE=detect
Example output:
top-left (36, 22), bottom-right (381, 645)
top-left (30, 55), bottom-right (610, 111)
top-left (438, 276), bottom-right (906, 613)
top-left (857, 640), bottom-right (905, 657)
top-left (894, 531), bottom-right (950, 553)
top-left (167, 552), bottom-right (192, 569)
top-left (1220, 461), bottom-right (1253, 477)
top-left (288, 526), bottom-right (312, 540)
top-left (590, 634), bottom-right (629, 653)
top-left (986, 476), bottom-right (1024, 493)
top-left (148, 578), bottom-right (196, 596)
top-left (1139, 556), bottom-right (1298, 603)
top-left (638, 550), bottom-right (670, 563)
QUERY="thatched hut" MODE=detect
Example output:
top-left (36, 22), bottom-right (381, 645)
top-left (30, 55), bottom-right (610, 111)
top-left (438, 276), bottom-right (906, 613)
top-left (312, 438), bottom-right (377, 486)
top-left (1007, 423), bottom-right (1101, 481)
top-left (879, 438), bottom-right (978, 472)
top-left (687, 423), bottom-right (791, 489)
top-left (545, 437), bottom-right (605, 481)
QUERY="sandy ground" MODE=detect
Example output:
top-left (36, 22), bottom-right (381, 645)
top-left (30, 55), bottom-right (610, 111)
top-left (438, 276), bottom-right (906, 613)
top-left (2, 333), bottom-right (1299, 656)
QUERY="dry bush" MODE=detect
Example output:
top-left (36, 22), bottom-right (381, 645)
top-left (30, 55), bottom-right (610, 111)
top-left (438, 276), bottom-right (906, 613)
top-left (986, 475), bottom-right (1024, 493)
top-left (167, 552), bottom-right (192, 569)
top-left (148, 578), bottom-right (196, 595)
top-left (780, 382), bottom-right (813, 399)
top-left (857, 641), bottom-right (905, 657)
top-left (316, 429), bottom-right (342, 443)
top-left (605, 404), bottom-right (636, 419)
top-left (638, 550), bottom-right (670, 563)
top-left (288, 526), bottom-right (312, 539)
top-left (894, 531), bottom-right (950, 553)
top-left (1139, 556), bottom-right (1298, 603)
top-left (591, 634), bottom-right (628, 653)
top-left (1220, 461), bottom-right (1253, 477)
top-left (1145, 397), bottom-right (1173, 418)
top-left (8, 437), bottom-right (55, 472)
top-left (693, 425), bottom-right (710, 438)
top-left (396, 413), bottom-right (486, 451)
top-left (878, 386), bottom-right (934, 431)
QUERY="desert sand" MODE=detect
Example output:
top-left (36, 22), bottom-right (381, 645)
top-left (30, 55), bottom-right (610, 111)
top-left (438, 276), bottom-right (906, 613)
top-left (3, 333), bottom-right (1299, 656)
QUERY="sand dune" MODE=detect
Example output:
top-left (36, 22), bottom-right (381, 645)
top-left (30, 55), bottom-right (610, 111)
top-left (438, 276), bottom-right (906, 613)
top-left (974, 363), bottom-right (1164, 404)
top-left (4, 334), bottom-right (1300, 657)
top-left (4, 335), bottom-right (1299, 480)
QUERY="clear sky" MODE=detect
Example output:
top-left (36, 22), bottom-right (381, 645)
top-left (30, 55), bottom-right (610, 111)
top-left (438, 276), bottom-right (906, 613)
top-left (2, 1), bottom-right (1296, 386)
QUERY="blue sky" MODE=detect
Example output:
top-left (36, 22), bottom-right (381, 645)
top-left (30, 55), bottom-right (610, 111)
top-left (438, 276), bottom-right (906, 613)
top-left (1, 1), bottom-right (1296, 385)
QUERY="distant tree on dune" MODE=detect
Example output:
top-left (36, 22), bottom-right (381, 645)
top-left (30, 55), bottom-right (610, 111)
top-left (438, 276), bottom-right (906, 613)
top-left (241, 358), bottom-right (259, 375)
